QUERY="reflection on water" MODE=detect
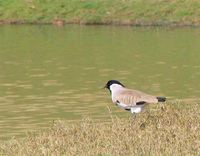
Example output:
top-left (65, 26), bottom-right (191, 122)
top-left (0, 25), bottom-right (200, 142)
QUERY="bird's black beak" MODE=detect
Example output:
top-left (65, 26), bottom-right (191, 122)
top-left (101, 85), bottom-right (107, 89)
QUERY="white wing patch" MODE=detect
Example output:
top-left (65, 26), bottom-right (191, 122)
top-left (116, 100), bottom-right (148, 113)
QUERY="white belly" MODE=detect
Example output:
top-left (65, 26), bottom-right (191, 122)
top-left (131, 104), bottom-right (148, 113)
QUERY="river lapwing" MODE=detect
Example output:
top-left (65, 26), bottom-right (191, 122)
top-left (102, 80), bottom-right (166, 120)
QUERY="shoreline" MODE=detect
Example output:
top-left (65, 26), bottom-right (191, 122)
top-left (1, 0), bottom-right (200, 26)
top-left (1, 21), bottom-right (200, 27)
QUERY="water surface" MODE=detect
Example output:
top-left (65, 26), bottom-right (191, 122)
top-left (0, 25), bottom-right (200, 141)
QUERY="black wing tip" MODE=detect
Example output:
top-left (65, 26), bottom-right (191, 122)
top-left (157, 97), bottom-right (166, 102)
top-left (136, 101), bottom-right (147, 105)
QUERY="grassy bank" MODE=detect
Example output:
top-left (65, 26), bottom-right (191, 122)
top-left (0, 0), bottom-right (200, 25)
top-left (0, 102), bottom-right (199, 155)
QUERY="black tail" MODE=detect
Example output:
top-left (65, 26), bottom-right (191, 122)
top-left (157, 97), bottom-right (166, 102)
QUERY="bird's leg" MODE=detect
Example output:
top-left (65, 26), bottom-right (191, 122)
top-left (130, 108), bottom-right (136, 123)
top-left (131, 112), bottom-right (136, 123)
top-left (133, 112), bottom-right (136, 119)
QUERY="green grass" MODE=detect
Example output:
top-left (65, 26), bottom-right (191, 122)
top-left (0, 0), bottom-right (200, 25)
top-left (0, 102), bottom-right (199, 155)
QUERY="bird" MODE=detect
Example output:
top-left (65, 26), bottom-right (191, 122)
top-left (101, 80), bottom-right (166, 120)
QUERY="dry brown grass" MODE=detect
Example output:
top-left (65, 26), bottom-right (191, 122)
top-left (0, 102), bottom-right (199, 155)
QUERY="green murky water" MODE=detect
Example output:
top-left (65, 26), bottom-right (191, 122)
top-left (0, 25), bottom-right (200, 141)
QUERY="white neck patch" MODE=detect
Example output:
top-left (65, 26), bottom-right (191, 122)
top-left (110, 84), bottom-right (123, 94)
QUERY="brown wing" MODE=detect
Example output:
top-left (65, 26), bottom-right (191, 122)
top-left (113, 88), bottom-right (158, 106)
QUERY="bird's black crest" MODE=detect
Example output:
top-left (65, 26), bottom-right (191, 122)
top-left (103, 80), bottom-right (125, 90)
